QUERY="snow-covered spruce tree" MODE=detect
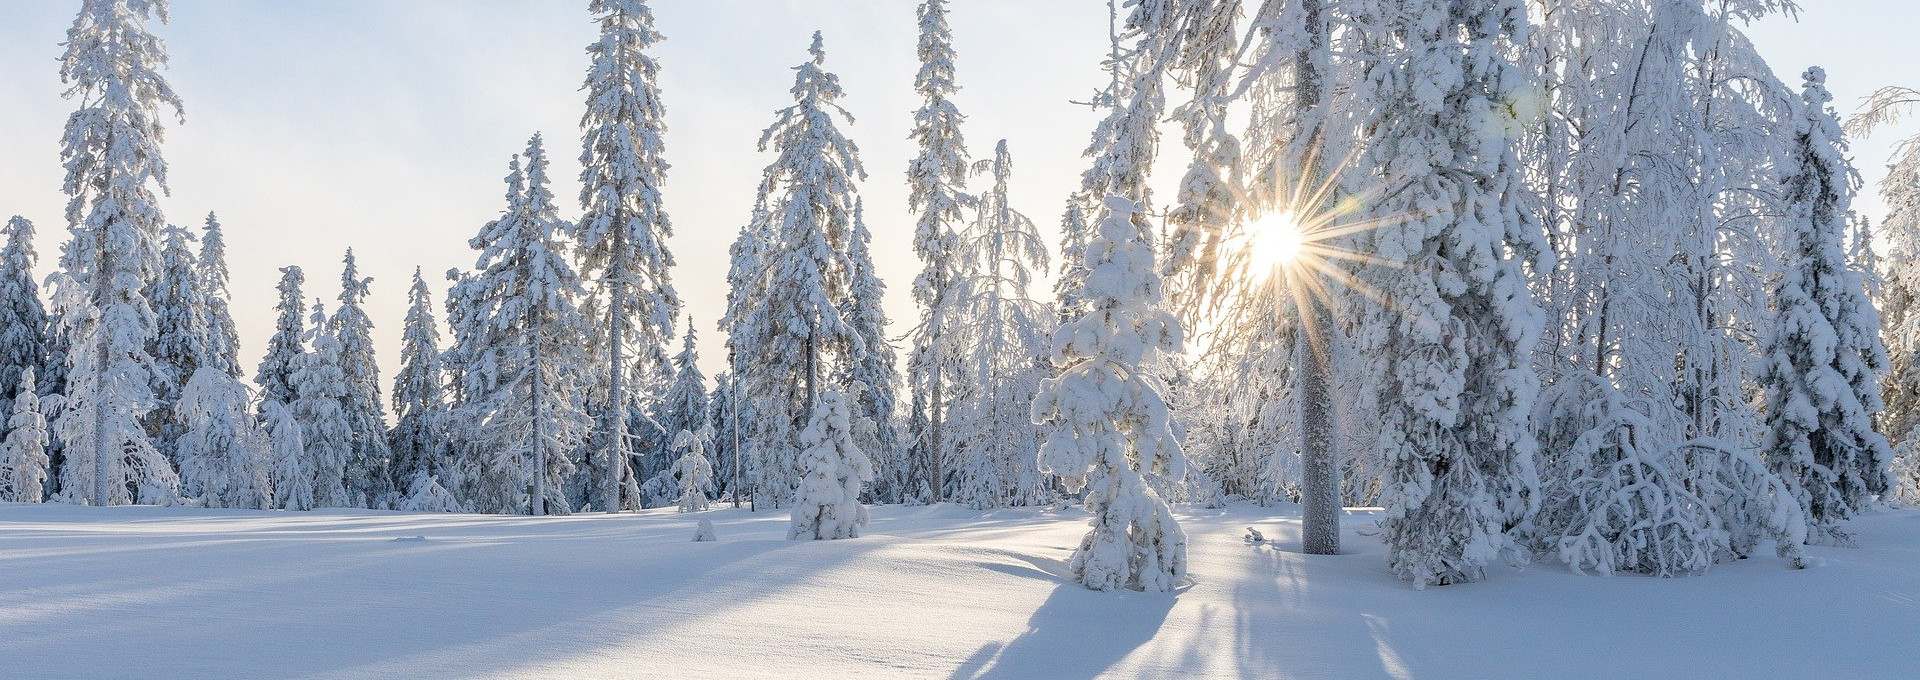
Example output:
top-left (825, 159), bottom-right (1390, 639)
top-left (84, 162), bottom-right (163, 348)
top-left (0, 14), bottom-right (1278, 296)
top-left (789, 390), bottom-right (874, 540)
top-left (0, 216), bottom-right (48, 409)
top-left (654, 318), bottom-right (709, 469)
top-left (1055, 0), bottom-right (1177, 325)
top-left (255, 266), bottom-right (307, 419)
top-left (454, 137), bottom-right (591, 515)
top-left (1032, 196), bottom-right (1188, 593)
top-left (838, 200), bottom-right (906, 504)
top-left (1349, 0), bottom-right (1545, 588)
top-left (704, 370), bottom-right (745, 505)
top-left (717, 206), bottom-right (768, 505)
top-left (149, 223), bottom-right (209, 465)
top-left (331, 250), bottom-right (394, 507)
top-left (263, 399), bottom-right (311, 511)
top-left (175, 367), bottom-right (270, 509)
top-left (635, 317), bottom-right (708, 508)
top-left (292, 299), bottom-right (352, 508)
top-left (51, 0), bottom-right (184, 506)
top-left (389, 267), bottom-right (450, 498)
top-left (0, 368), bottom-right (51, 503)
top-left (904, 0), bottom-right (972, 505)
top-left (727, 34), bottom-right (864, 509)
top-left (672, 425), bottom-right (715, 512)
top-left (1762, 67), bottom-right (1893, 543)
top-left (949, 141), bottom-right (1053, 509)
top-left (576, 0), bottom-right (679, 513)
top-left (197, 213), bottom-right (241, 378)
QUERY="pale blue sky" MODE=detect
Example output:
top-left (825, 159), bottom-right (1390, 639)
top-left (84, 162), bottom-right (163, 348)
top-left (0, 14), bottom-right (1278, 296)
top-left (0, 1), bottom-right (1915, 382)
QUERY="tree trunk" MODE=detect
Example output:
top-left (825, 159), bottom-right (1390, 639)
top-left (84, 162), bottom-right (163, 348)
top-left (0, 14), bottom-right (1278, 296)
top-left (1300, 295), bottom-right (1340, 555)
top-left (532, 336), bottom-right (547, 516)
top-left (606, 240), bottom-right (628, 513)
top-left (1296, 0), bottom-right (1339, 556)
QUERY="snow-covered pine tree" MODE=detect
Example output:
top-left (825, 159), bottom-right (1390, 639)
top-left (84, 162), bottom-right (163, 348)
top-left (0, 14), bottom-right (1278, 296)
top-left (0, 217), bottom-right (48, 409)
top-left (50, 0), bottom-right (184, 506)
top-left (632, 317), bottom-right (706, 508)
top-left (1762, 67), bottom-right (1893, 543)
top-left (331, 250), bottom-right (394, 507)
top-left (389, 267), bottom-right (449, 498)
top-left (454, 137), bottom-right (591, 515)
top-left (256, 266), bottom-right (307, 420)
top-left (704, 370), bottom-right (745, 505)
top-left (197, 213), bottom-right (241, 379)
top-left (789, 389), bottom-right (874, 540)
top-left (672, 425), bottom-right (715, 512)
top-left (719, 203), bottom-right (771, 506)
top-left (293, 299), bottom-right (352, 508)
top-left (655, 318), bottom-right (709, 463)
top-left (949, 141), bottom-right (1053, 508)
top-left (1349, 0), bottom-right (1544, 588)
top-left (576, 0), bottom-right (679, 513)
top-left (1055, 0), bottom-right (1177, 325)
top-left (728, 34), bottom-right (864, 509)
top-left (263, 399), bottom-right (312, 511)
top-left (175, 367), bottom-right (270, 509)
top-left (1031, 196), bottom-right (1188, 592)
top-left (905, 0), bottom-right (972, 506)
top-left (149, 223), bottom-right (209, 465)
top-left (0, 368), bottom-right (51, 503)
top-left (838, 200), bottom-right (905, 504)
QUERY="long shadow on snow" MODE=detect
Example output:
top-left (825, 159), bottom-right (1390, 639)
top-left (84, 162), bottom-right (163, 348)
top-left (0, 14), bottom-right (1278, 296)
top-left (949, 558), bottom-right (1177, 680)
top-left (312, 530), bottom-right (889, 679)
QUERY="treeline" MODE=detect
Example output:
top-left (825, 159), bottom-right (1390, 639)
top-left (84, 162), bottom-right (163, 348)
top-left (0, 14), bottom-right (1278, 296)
top-left (6, 0), bottom-right (1920, 593)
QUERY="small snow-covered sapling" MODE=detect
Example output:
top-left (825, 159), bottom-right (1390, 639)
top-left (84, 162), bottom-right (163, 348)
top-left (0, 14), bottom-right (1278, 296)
top-left (694, 518), bottom-right (717, 542)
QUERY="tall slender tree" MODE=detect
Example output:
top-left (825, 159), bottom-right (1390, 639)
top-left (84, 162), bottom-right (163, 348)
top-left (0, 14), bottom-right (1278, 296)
top-left (576, 0), bottom-right (679, 513)
top-left (256, 266), bottom-right (307, 419)
top-left (0, 217), bottom-right (48, 410)
top-left (726, 33), bottom-right (865, 508)
top-left (51, 0), bottom-right (185, 505)
top-left (454, 137), bottom-right (592, 515)
top-left (331, 250), bottom-right (394, 506)
top-left (905, 0), bottom-right (972, 505)
top-left (149, 224), bottom-right (208, 464)
top-left (838, 200), bottom-right (904, 503)
top-left (1762, 67), bottom-right (1892, 543)
top-left (949, 141), bottom-right (1052, 508)
top-left (198, 213), bottom-right (241, 378)
top-left (655, 317), bottom-right (709, 458)
top-left (389, 267), bottom-right (449, 497)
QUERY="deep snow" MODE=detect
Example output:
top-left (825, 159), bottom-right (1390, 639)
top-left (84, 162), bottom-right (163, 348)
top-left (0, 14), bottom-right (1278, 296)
top-left (1, 501), bottom-right (1915, 679)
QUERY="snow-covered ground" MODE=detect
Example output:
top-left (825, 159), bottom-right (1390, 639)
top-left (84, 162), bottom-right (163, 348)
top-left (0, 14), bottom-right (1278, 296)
top-left (1, 501), bottom-right (1914, 680)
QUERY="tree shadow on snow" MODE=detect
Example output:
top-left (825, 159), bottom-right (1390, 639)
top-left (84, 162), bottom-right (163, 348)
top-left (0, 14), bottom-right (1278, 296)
top-left (948, 557), bottom-right (1179, 680)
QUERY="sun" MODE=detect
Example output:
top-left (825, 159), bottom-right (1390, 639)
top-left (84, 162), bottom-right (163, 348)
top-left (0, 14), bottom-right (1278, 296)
top-left (1245, 210), bottom-right (1306, 277)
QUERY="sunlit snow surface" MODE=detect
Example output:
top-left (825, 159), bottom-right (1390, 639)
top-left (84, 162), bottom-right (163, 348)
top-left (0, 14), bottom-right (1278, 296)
top-left (2, 501), bottom-right (1914, 679)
